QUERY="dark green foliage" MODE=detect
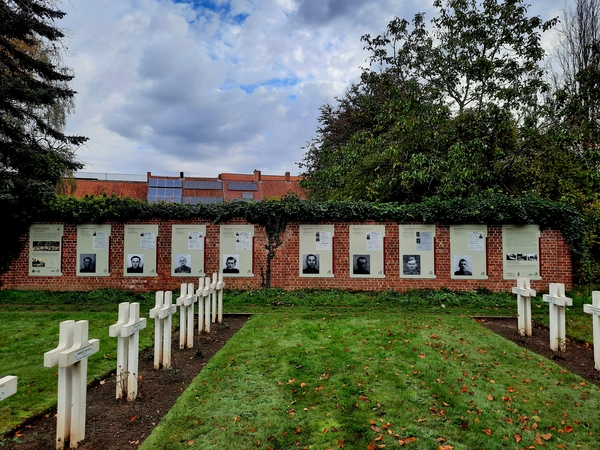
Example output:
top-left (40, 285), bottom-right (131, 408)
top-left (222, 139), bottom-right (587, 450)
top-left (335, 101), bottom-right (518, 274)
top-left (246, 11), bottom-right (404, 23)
top-left (41, 193), bottom-right (586, 259)
top-left (0, 0), bottom-right (87, 272)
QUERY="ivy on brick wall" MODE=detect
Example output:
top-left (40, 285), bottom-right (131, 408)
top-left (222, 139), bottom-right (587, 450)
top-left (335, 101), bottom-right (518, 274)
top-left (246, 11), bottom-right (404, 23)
top-left (43, 193), bottom-right (585, 257)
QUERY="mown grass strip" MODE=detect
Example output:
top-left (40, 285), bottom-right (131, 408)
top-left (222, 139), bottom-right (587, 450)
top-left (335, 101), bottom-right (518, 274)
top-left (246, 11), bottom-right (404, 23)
top-left (141, 310), bottom-right (600, 450)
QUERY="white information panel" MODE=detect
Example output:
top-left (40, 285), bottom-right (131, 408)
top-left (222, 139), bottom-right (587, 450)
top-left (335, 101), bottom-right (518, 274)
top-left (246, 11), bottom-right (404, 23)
top-left (349, 225), bottom-right (385, 278)
top-left (77, 224), bottom-right (111, 276)
top-left (450, 225), bottom-right (488, 280)
top-left (299, 225), bottom-right (335, 277)
top-left (503, 225), bottom-right (541, 280)
top-left (399, 224), bottom-right (436, 278)
top-left (29, 224), bottom-right (63, 276)
top-left (171, 225), bottom-right (206, 277)
top-left (220, 225), bottom-right (254, 277)
top-left (123, 225), bottom-right (158, 276)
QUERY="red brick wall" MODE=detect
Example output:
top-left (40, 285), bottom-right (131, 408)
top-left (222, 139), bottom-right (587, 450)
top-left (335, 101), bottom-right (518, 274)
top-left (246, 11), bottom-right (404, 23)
top-left (0, 220), bottom-right (572, 292)
top-left (65, 180), bottom-right (148, 200)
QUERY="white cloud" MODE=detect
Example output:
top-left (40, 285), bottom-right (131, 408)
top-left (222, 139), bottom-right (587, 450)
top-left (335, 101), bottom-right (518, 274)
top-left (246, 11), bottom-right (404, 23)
top-left (58, 0), bottom-right (567, 177)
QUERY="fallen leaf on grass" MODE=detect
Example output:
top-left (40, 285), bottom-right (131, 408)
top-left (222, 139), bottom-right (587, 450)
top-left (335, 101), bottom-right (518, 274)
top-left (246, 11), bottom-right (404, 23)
top-left (482, 429), bottom-right (492, 436)
top-left (514, 433), bottom-right (522, 443)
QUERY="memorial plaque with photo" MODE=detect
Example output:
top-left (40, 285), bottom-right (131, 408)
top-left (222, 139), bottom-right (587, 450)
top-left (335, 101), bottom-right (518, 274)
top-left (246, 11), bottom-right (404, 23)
top-left (220, 225), bottom-right (254, 277)
top-left (171, 225), bottom-right (206, 277)
top-left (123, 225), bottom-right (158, 276)
top-left (502, 225), bottom-right (541, 280)
top-left (349, 225), bottom-right (385, 278)
top-left (450, 225), bottom-right (488, 280)
top-left (77, 224), bottom-right (111, 276)
top-left (299, 225), bottom-right (334, 277)
top-left (399, 225), bottom-right (436, 278)
top-left (29, 224), bottom-right (64, 276)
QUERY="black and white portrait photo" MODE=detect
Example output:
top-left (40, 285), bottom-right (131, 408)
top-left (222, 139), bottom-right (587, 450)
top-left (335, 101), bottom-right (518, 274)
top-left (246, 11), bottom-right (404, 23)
top-left (353, 254), bottom-right (370, 275)
top-left (454, 256), bottom-right (473, 276)
top-left (403, 255), bottom-right (421, 275)
top-left (302, 253), bottom-right (320, 274)
top-left (174, 254), bottom-right (192, 273)
top-left (127, 254), bottom-right (144, 273)
top-left (80, 254), bottom-right (96, 273)
top-left (223, 254), bottom-right (240, 273)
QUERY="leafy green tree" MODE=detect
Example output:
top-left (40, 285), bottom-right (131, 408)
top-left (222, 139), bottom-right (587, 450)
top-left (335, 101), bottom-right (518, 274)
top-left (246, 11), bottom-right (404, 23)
top-left (299, 0), bottom-right (556, 202)
top-left (542, 0), bottom-right (600, 278)
top-left (0, 0), bottom-right (87, 271)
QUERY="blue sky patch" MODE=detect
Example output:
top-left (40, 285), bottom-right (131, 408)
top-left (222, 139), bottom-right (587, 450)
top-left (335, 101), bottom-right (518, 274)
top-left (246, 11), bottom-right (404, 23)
top-left (240, 76), bottom-right (301, 93)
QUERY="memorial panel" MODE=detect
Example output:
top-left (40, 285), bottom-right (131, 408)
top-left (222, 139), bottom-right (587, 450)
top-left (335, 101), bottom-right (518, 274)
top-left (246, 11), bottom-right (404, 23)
top-left (123, 225), bottom-right (158, 276)
top-left (450, 225), bottom-right (488, 280)
top-left (502, 225), bottom-right (541, 280)
top-left (77, 224), bottom-right (111, 277)
top-left (399, 224), bottom-right (436, 278)
top-left (29, 224), bottom-right (64, 276)
top-left (220, 225), bottom-right (254, 277)
top-left (171, 225), bottom-right (206, 277)
top-left (299, 225), bottom-right (335, 277)
top-left (349, 225), bottom-right (385, 278)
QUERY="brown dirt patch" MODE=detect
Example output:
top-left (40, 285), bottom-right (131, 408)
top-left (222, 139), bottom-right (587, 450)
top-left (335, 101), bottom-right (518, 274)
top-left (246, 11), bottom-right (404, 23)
top-left (477, 316), bottom-right (600, 385)
top-left (3, 314), bottom-right (249, 450)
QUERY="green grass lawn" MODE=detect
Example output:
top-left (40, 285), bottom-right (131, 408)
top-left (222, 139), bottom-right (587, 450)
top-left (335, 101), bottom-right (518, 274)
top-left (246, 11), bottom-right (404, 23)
top-left (2, 288), bottom-right (600, 449)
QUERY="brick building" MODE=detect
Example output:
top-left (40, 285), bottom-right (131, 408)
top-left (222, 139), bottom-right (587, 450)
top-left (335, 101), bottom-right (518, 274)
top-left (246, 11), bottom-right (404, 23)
top-left (64, 170), bottom-right (306, 203)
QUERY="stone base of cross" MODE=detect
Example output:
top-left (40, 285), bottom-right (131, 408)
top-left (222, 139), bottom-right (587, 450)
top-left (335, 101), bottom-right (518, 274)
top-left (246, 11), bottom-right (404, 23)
top-left (109, 302), bottom-right (146, 400)
top-left (543, 283), bottom-right (573, 352)
top-left (512, 277), bottom-right (536, 336)
top-left (44, 320), bottom-right (100, 449)
top-left (149, 291), bottom-right (177, 369)
top-left (176, 283), bottom-right (197, 349)
top-left (583, 291), bottom-right (600, 371)
top-left (0, 376), bottom-right (17, 401)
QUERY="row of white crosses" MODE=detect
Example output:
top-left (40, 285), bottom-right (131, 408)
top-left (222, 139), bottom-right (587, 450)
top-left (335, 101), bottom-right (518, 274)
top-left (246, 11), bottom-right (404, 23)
top-left (512, 278), bottom-right (573, 352)
top-left (41, 274), bottom-right (225, 449)
top-left (149, 273), bottom-right (225, 369)
top-left (512, 278), bottom-right (600, 367)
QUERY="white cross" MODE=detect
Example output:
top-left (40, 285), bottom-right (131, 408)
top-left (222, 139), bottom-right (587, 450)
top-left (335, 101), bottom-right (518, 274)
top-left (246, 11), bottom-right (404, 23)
top-left (0, 376), bottom-right (17, 401)
top-left (583, 291), bottom-right (600, 371)
top-left (217, 272), bottom-right (225, 323)
top-left (45, 320), bottom-right (100, 449)
top-left (211, 273), bottom-right (218, 324)
top-left (203, 276), bottom-right (213, 333)
top-left (109, 303), bottom-right (146, 400)
top-left (44, 320), bottom-right (75, 449)
top-left (512, 277), bottom-right (536, 336)
top-left (195, 278), bottom-right (205, 333)
top-left (176, 283), bottom-right (197, 349)
top-left (158, 291), bottom-right (176, 369)
top-left (543, 283), bottom-right (573, 352)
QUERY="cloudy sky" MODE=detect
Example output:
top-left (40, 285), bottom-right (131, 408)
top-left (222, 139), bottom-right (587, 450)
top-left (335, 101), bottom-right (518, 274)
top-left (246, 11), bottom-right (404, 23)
top-left (57, 0), bottom-right (566, 178)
